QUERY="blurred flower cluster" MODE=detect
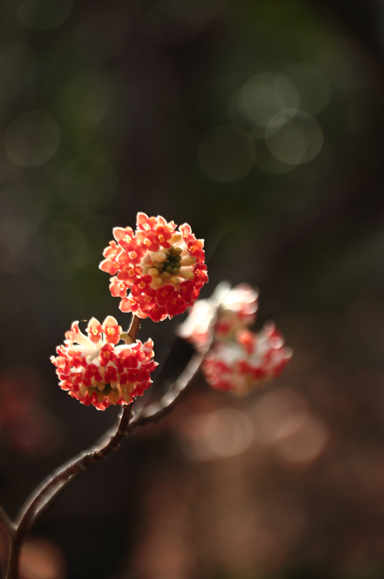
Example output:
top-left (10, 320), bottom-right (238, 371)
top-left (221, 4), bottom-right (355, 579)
top-left (179, 282), bottom-right (292, 395)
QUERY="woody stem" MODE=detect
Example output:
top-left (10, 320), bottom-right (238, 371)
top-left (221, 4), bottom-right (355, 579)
top-left (5, 310), bottom-right (211, 579)
top-left (6, 316), bottom-right (141, 579)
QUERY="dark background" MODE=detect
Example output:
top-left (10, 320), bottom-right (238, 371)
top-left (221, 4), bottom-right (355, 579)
top-left (2, 0), bottom-right (384, 577)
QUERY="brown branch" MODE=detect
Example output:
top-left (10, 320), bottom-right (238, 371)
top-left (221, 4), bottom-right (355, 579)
top-left (127, 306), bottom-right (218, 432)
top-left (129, 305), bottom-right (219, 430)
top-left (127, 315), bottom-right (141, 341)
top-left (5, 312), bottom-right (211, 578)
top-left (16, 403), bottom-right (133, 526)
top-left (7, 404), bottom-right (134, 579)
top-left (6, 316), bottom-right (141, 579)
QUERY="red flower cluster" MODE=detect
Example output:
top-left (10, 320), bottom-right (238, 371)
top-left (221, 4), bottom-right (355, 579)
top-left (203, 324), bottom-right (292, 395)
top-left (99, 213), bottom-right (208, 322)
top-left (51, 316), bottom-right (158, 410)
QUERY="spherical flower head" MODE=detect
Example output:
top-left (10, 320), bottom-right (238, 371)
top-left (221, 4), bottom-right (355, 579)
top-left (99, 213), bottom-right (208, 322)
top-left (177, 282), bottom-right (259, 351)
top-left (51, 316), bottom-right (158, 410)
top-left (202, 323), bottom-right (292, 395)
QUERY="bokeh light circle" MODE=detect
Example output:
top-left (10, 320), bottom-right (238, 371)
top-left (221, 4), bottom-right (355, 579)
top-left (265, 111), bottom-right (323, 165)
top-left (178, 408), bottom-right (254, 461)
top-left (240, 73), bottom-right (300, 126)
top-left (5, 111), bottom-right (61, 168)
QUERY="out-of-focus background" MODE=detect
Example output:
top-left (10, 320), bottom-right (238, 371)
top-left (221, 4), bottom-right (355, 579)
top-left (1, 0), bottom-right (384, 577)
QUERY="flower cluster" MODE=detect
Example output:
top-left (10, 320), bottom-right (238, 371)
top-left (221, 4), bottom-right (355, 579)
top-left (51, 316), bottom-right (158, 410)
top-left (177, 282), bottom-right (259, 351)
top-left (203, 324), bottom-right (292, 395)
top-left (99, 213), bottom-right (208, 322)
top-left (52, 212), bottom-right (291, 408)
top-left (178, 282), bottom-right (291, 394)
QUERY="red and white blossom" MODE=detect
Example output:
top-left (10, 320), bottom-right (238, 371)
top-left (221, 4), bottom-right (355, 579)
top-left (178, 282), bottom-right (259, 351)
top-left (202, 324), bottom-right (292, 395)
top-left (99, 213), bottom-right (208, 322)
top-left (51, 316), bottom-right (158, 411)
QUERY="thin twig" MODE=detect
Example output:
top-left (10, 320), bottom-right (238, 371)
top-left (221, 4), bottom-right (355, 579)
top-left (127, 351), bottom-right (205, 431)
top-left (127, 315), bottom-right (141, 342)
top-left (128, 307), bottom-right (217, 431)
